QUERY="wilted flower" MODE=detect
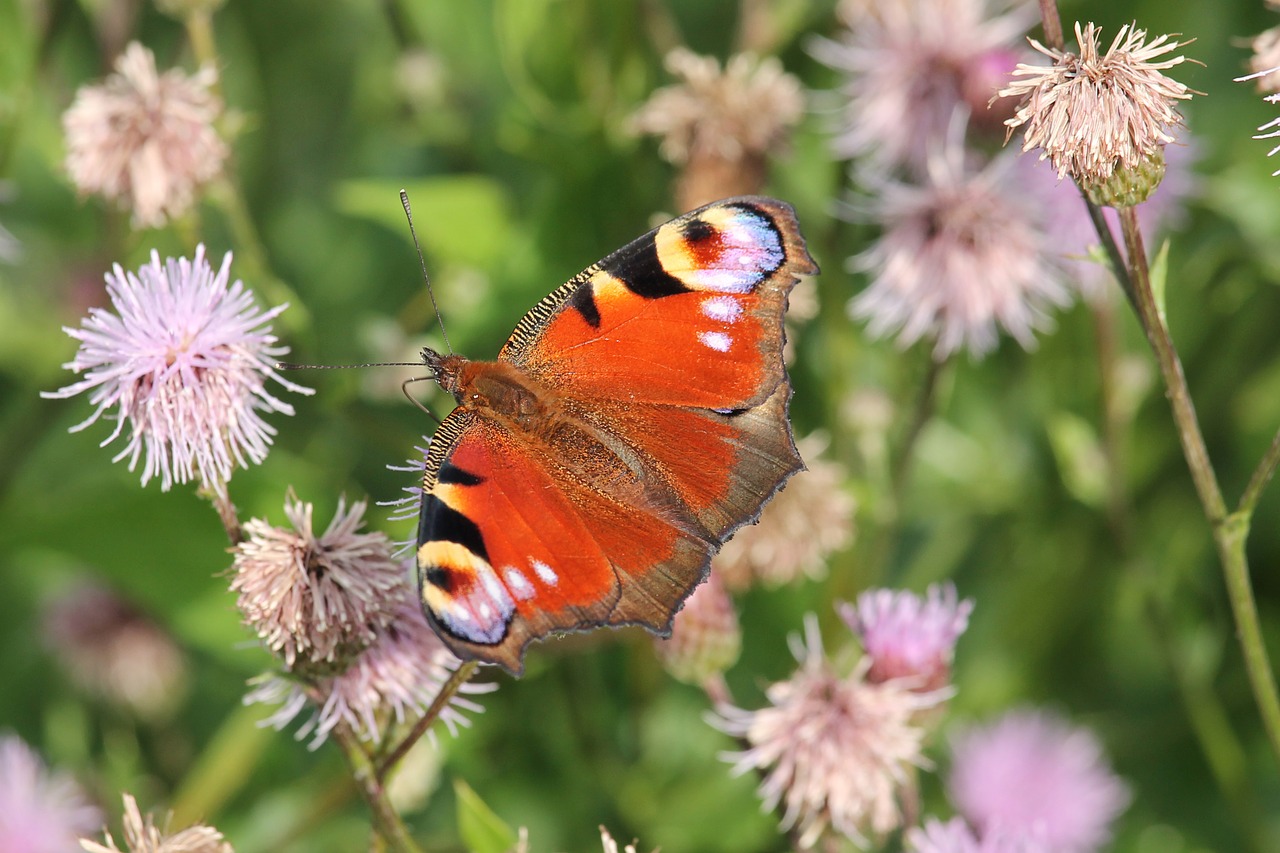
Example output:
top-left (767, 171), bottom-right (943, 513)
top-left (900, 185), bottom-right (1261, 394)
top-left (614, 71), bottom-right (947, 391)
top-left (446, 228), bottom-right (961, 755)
top-left (811, 0), bottom-right (1033, 173)
top-left (711, 616), bottom-right (946, 848)
top-left (851, 143), bottom-right (1070, 359)
top-left (907, 817), bottom-right (1048, 853)
top-left (654, 570), bottom-right (741, 684)
top-left (231, 494), bottom-right (404, 672)
top-left (0, 734), bottom-right (101, 853)
top-left (1000, 22), bottom-right (1193, 186)
top-left (948, 709), bottom-right (1130, 851)
top-left (81, 793), bottom-right (231, 853)
top-left (43, 580), bottom-right (189, 720)
top-left (842, 583), bottom-right (973, 690)
top-left (632, 48), bottom-right (804, 208)
top-left (714, 434), bottom-right (854, 589)
top-left (63, 42), bottom-right (228, 228)
top-left (42, 246), bottom-right (312, 492)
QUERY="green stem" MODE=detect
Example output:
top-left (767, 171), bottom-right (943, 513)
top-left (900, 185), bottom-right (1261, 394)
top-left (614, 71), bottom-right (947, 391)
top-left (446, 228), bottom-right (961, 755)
top-left (331, 723), bottom-right (424, 853)
top-left (376, 660), bottom-right (479, 780)
top-left (1237, 426), bottom-right (1280, 518)
top-left (1116, 207), bottom-right (1280, 766)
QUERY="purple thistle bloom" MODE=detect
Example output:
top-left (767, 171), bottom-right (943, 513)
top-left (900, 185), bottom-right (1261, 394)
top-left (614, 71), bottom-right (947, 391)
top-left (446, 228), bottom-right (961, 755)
top-left (43, 246), bottom-right (312, 492)
top-left (841, 583), bottom-right (973, 690)
top-left (948, 709), bottom-right (1131, 852)
top-left (0, 734), bottom-right (102, 853)
top-left (908, 816), bottom-right (1048, 853)
top-left (247, 593), bottom-right (494, 749)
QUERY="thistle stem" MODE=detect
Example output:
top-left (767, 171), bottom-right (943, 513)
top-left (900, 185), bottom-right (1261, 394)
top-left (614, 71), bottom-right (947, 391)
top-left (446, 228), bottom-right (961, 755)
top-left (1116, 206), bottom-right (1280, 766)
top-left (376, 660), bottom-right (479, 780)
top-left (330, 723), bottom-right (424, 853)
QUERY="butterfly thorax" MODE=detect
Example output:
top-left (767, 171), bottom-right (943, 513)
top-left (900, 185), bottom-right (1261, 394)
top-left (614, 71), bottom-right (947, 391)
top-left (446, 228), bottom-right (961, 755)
top-left (427, 350), bottom-right (553, 429)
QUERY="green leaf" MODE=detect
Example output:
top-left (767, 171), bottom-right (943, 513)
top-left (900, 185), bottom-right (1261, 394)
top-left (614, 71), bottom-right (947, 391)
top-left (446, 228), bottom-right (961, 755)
top-left (1149, 238), bottom-right (1171, 325)
top-left (1046, 412), bottom-right (1108, 509)
top-left (455, 779), bottom-right (519, 853)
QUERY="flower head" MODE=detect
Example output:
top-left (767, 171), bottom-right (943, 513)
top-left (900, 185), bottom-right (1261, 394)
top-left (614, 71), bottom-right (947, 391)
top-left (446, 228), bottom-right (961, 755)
top-left (907, 817), bottom-right (1048, 853)
top-left (653, 570), bottom-right (740, 684)
top-left (714, 434), bottom-right (854, 589)
top-left (842, 583), bottom-right (973, 690)
top-left (632, 48), bottom-right (804, 208)
top-left (948, 709), bottom-right (1130, 851)
top-left (248, 594), bottom-right (494, 748)
top-left (231, 494), bottom-right (404, 672)
top-left (43, 580), bottom-right (189, 720)
top-left (64, 42), bottom-right (228, 228)
top-left (0, 735), bottom-right (101, 853)
top-left (851, 144), bottom-right (1070, 359)
top-left (999, 22), bottom-right (1193, 185)
top-left (711, 616), bottom-right (947, 848)
top-left (43, 246), bottom-right (311, 492)
top-left (80, 793), bottom-right (231, 853)
top-left (811, 0), bottom-right (1033, 173)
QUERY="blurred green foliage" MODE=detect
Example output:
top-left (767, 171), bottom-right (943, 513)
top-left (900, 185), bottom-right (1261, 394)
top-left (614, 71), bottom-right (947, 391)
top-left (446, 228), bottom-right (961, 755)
top-left (3, 0), bottom-right (1280, 851)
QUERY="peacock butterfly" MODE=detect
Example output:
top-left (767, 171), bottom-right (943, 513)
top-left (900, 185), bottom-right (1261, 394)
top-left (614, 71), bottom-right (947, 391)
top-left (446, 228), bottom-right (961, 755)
top-left (415, 196), bottom-right (817, 675)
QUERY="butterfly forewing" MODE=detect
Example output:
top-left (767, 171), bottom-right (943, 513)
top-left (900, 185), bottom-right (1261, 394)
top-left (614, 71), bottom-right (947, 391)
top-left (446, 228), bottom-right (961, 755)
top-left (417, 197), bottom-right (817, 674)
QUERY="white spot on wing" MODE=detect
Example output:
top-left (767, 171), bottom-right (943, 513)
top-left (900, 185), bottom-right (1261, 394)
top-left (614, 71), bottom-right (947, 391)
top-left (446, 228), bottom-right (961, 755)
top-left (532, 559), bottom-right (558, 586)
top-left (698, 330), bottom-right (733, 352)
top-left (701, 296), bottom-right (742, 323)
top-left (504, 567), bottom-right (535, 600)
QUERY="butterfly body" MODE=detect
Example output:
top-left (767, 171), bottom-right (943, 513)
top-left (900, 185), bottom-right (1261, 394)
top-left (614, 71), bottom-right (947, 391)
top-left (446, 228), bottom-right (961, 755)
top-left (416, 197), bottom-right (817, 674)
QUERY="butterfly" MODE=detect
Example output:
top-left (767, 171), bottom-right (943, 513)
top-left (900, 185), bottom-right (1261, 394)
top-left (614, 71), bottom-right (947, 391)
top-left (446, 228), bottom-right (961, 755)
top-left (415, 196), bottom-right (817, 675)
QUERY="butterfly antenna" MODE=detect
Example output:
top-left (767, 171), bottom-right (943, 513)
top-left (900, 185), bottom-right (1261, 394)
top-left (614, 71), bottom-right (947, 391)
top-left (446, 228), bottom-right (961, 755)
top-left (275, 360), bottom-right (424, 370)
top-left (401, 189), bottom-right (453, 356)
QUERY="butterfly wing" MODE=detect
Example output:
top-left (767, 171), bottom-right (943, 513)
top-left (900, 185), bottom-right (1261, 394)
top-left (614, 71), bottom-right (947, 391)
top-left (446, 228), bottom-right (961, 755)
top-left (417, 197), bottom-right (817, 673)
top-left (500, 196), bottom-right (817, 408)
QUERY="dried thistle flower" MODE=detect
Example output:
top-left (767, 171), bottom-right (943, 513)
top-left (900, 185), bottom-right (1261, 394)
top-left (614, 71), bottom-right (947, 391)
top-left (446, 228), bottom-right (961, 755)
top-left (63, 42), bottom-right (228, 228)
top-left (80, 793), bottom-right (232, 853)
top-left (230, 494), bottom-right (404, 672)
top-left (999, 22), bottom-right (1193, 185)
top-left (1247, 27), bottom-right (1280, 95)
top-left (632, 48), bottom-right (803, 208)
top-left (42, 246), bottom-right (312, 492)
top-left (653, 570), bottom-right (740, 684)
top-left (714, 434), bottom-right (854, 589)
top-left (711, 616), bottom-right (947, 848)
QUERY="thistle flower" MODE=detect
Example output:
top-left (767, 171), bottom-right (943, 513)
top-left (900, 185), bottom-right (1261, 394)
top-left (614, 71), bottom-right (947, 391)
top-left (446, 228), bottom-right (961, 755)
top-left (811, 0), bottom-right (1033, 173)
top-left (907, 817), bottom-right (1048, 853)
top-left (80, 793), bottom-right (231, 853)
top-left (247, 595), bottom-right (494, 748)
top-left (631, 48), bottom-right (804, 208)
top-left (653, 570), bottom-right (741, 684)
top-left (948, 709), bottom-right (1130, 851)
top-left (851, 143), bottom-right (1070, 359)
top-left (0, 735), bottom-right (101, 853)
top-left (1247, 27), bottom-right (1280, 95)
top-left (600, 827), bottom-right (650, 853)
top-left (42, 580), bottom-right (189, 721)
top-left (714, 434), bottom-right (854, 589)
top-left (711, 616), bottom-right (947, 848)
top-left (42, 246), bottom-right (312, 492)
top-left (842, 583), bottom-right (973, 691)
top-left (230, 494), bottom-right (404, 672)
top-left (999, 22), bottom-right (1193, 186)
top-left (63, 42), bottom-right (228, 228)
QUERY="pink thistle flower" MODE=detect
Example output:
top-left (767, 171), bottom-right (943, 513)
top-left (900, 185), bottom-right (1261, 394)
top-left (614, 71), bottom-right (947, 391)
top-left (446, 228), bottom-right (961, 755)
top-left (653, 569), bottom-right (741, 685)
top-left (711, 616), bottom-right (947, 848)
top-left (230, 493), bottom-right (405, 672)
top-left (908, 816), bottom-right (1048, 853)
top-left (811, 0), bottom-right (1034, 173)
top-left (42, 246), bottom-right (312, 492)
top-left (80, 793), bottom-right (231, 853)
top-left (247, 595), bottom-right (494, 748)
top-left (841, 583), bottom-right (973, 691)
top-left (0, 734), bottom-right (101, 853)
top-left (948, 709), bottom-right (1131, 851)
top-left (999, 22), bottom-right (1193, 185)
top-left (851, 143), bottom-right (1070, 359)
top-left (1246, 27), bottom-right (1280, 95)
top-left (63, 42), bottom-right (228, 229)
